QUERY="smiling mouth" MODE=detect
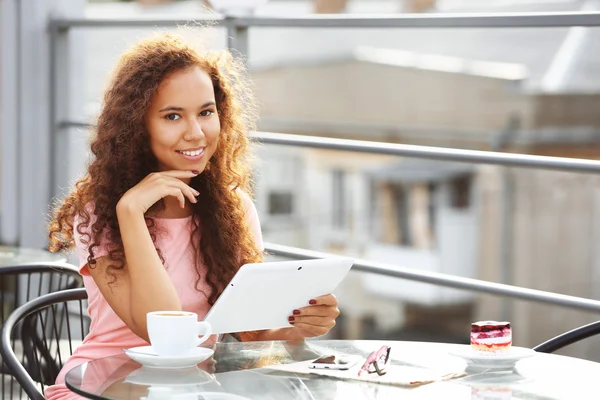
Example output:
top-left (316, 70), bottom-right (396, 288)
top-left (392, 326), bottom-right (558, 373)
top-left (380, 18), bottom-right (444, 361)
top-left (176, 148), bottom-right (205, 157)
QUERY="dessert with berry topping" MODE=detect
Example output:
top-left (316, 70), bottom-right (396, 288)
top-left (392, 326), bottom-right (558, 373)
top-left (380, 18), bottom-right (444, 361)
top-left (471, 321), bottom-right (512, 353)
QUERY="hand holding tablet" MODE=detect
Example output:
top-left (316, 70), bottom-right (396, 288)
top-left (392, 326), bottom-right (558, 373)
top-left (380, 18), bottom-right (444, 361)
top-left (287, 293), bottom-right (341, 338)
top-left (203, 258), bottom-right (354, 334)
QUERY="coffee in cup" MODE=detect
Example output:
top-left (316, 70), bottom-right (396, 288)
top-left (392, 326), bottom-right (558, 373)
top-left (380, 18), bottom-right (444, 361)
top-left (146, 311), bottom-right (211, 356)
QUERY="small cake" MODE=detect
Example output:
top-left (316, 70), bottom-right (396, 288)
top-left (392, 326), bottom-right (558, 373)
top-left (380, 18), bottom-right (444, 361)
top-left (471, 321), bottom-right (512, 353)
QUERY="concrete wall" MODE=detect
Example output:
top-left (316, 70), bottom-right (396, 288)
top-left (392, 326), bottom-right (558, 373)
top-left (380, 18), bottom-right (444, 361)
top-left (252, 61), bottom-right (530, 136)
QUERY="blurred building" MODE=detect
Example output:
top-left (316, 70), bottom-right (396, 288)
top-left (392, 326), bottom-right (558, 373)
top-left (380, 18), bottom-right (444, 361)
top-left (248, 0), bottom-right (600, 359)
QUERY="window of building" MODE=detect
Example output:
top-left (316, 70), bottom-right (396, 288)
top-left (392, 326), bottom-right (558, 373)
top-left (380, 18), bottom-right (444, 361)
top-left (374, 181), bottom-right (436, 248)
top-left (392, 184), bottom-right (412, 246)
top-left (449, 174), bottom-right (472, 209)
top-left (259, 153), bottom-right (302, 220)
top-left (268, 191), bottom-right (294, 216)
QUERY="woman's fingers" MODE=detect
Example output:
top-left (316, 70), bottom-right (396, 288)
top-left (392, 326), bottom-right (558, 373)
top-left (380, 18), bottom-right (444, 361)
top-left (309, 294), bottom-right (338, 306)
top-left (288, 294), bottom-right (340, 338)
top-left (168, 180), bottom-right (199, 205)
top-left (289, 315), bottom-right (335, 327)
top-left (293, 305), bottom-right (339, 318)
top-left (146, 170), bottom-right (199, 204)
top-left (119, 170), bottom-right (202, 215)
top-left (150, 169), bottom-right (197, 198)
top-left (167, 187), bottom-right (187, 209)
top-left (293, 294), bottom-right (339, 317)
top-left (290, 320), bottom-right (332, 337)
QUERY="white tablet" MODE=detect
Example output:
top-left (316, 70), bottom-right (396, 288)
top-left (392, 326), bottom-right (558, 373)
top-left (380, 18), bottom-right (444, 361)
top-left (203, 257), bottom-right (354, 334)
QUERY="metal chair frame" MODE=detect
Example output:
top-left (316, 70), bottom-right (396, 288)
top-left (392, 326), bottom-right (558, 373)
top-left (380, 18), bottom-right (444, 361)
top-left (533, 321), bottom-right (600, 354)
top-left (1, 288), bottom-right (88, 400)
top-left (0, 263), bottom-right (83, 399)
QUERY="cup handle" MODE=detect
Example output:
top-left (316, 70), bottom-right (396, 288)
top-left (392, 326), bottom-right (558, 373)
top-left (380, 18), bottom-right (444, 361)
top-left (194, 322), bottom-right (212, 346)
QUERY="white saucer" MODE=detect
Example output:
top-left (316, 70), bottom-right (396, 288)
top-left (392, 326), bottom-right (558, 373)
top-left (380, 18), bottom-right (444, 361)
top-left (142, 389), bottom-right (250, 400)
top-left (124, 346), bottom-right (214, 369)
top-left (448, 346), bottom-right (535, 368)
top-left (192, 394), bottom-right (251, 400)
top-left (125, 366), bottom-right (215, 386)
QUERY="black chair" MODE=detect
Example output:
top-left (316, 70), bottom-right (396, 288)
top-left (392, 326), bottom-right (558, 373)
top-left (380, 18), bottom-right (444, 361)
top-left (0, 263), bottom-right (84, 399)
top-left (0, 288), bottom-right (89, 400)
top-left (533, 321), bottom-right (600, 354)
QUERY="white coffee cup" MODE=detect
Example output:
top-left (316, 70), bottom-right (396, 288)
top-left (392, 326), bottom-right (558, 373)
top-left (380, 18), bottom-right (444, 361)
top-left (146, 311), bottom-right (211, 356)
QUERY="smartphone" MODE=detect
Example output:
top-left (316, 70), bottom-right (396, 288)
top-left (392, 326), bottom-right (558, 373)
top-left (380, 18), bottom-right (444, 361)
top-left (308, 355), bottom-right (360, 370)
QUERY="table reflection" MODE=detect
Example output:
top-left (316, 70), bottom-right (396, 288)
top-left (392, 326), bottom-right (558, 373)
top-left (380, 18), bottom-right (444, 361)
top-left (66, 340), bottom-right (600, 400)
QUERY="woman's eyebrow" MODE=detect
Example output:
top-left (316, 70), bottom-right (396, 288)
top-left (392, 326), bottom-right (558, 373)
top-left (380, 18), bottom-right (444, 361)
top-left (158, 105), bottom-right (184, 112)
top-left (158, 102), bottom-right (215, 113)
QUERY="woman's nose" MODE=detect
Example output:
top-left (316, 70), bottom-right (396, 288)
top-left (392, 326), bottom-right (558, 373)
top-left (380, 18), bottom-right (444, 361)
top-left (184, 119), bottom-right (205, 141)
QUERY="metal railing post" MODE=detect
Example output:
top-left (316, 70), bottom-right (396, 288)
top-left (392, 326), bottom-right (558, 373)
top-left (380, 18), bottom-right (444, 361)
top-left (54, 125), bottom-right (600, 174)
top-left (49, 2), bottom-right (87, 207)
top-left (48, 12), bottom-right (600, 30)
top-left (0, 0), bottom-right (20, 245)
top-left (265, 243), bottom-right (600, 314)
top-left (49, 23), bottom-right (59, 203)
top-left (226, 16), bottom-right (249, 60)
top-left (50, 22), bottom-right (72, 202)
top-left (251, 132), bottom-right (600, 174)
top-left (17, 0), bottom-right (55, 248)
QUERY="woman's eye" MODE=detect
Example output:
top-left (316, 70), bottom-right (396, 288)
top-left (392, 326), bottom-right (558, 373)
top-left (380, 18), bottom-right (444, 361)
top-left (199, 110), bottom-right (214, 117)
top-left (165, 114), bottom-right (180, 121)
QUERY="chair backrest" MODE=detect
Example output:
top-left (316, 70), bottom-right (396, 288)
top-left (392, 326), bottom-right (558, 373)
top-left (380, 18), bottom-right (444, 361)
top-left (0, 262), bottom-right (83, 322)
top-left (0, 263), bottom-right (84, 400)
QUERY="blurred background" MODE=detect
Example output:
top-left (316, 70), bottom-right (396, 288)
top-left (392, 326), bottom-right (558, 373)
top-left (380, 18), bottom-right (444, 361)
top-left (3, 0), bottom-right (600, 363)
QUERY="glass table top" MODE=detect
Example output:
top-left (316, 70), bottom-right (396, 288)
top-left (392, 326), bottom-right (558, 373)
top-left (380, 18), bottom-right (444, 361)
top-left (0, 245), bottom-right (66, 267)
top-left (64, 339), bottom-right (600, 399)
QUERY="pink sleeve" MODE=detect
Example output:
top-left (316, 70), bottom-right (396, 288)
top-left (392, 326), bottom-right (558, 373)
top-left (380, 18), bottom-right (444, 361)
top-left (238, 189), bottom-right (264, 252)
top-left (73, 207), bottom-right (111, 276)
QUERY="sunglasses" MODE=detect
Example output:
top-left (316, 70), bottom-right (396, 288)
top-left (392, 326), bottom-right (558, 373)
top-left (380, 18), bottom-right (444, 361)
top-left (358, 345), bottom-right (391, 377)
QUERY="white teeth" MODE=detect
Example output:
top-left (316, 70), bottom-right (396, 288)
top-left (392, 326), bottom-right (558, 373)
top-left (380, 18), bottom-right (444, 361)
top-left (180, 149), bottom-right (203, 156)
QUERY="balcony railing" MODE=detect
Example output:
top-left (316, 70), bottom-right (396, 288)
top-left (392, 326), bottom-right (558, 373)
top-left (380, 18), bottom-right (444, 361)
top-left (45, 10), bottom-right (600, 315)
top-left (49, 11), bottom-right (600, 29)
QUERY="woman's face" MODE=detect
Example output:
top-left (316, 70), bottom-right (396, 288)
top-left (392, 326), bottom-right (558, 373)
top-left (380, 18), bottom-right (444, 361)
top-left (145, 66), bottom-right (221, 176)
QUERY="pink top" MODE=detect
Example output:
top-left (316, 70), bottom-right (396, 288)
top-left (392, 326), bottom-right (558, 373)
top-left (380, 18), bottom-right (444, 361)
top-left (45, 192), bottom-right (263, 400)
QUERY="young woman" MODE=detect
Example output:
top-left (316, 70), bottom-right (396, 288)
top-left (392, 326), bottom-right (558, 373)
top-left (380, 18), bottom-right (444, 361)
top-left (45, 31), bottom-right (340, 399)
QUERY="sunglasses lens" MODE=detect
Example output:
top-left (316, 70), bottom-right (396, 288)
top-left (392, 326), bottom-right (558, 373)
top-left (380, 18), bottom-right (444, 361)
top-left (377, 352), bottom-right (388, 365)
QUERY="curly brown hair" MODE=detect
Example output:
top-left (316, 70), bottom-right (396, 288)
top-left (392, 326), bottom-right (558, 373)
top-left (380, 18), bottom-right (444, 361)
top-left (48, 31), bottom-right (263, 305)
